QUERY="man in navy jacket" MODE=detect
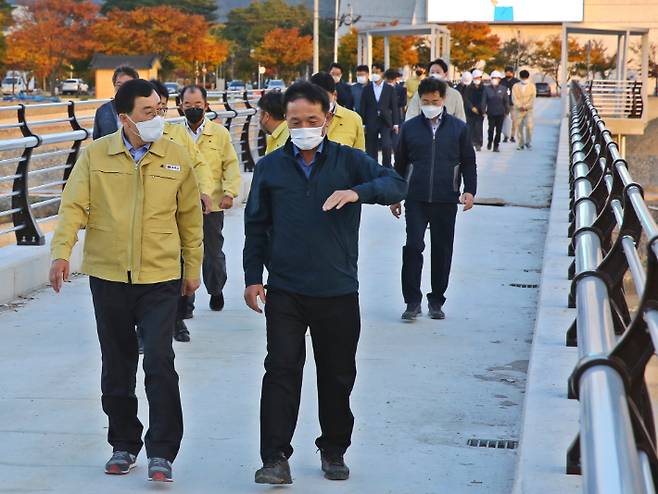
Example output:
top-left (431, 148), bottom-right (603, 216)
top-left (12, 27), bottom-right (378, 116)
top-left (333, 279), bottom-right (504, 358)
top-left (92, 65), bottom-right (139, 140)
top-left (244, 81), bottom-right (406, 485)
top-left (392, 77), bottom-right (477, 321)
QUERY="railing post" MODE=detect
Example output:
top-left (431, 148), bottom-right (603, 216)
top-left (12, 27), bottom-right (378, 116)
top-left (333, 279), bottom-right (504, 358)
top-left (240, 90), bottom-right (257, 172)
top-left (64, 100), bottom-right (88, 183)
top-left (12, 104), bottom-right (44, 246)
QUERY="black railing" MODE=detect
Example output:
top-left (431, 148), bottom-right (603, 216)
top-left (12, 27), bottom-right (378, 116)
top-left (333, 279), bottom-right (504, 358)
top-left (565, 82), bottom-right (658, 493)
top-left (0, 91), bottom-right (266, 246)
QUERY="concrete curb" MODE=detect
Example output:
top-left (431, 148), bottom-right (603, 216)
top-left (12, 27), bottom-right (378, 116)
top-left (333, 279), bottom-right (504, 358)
top-left (511, 117), bottom-right (582, 493)
top-left (0, 171), bottom-right (253, 305)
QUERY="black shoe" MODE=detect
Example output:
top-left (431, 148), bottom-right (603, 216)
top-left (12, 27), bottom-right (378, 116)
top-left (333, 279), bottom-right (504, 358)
top-left (255, 454), bottom-right (292, 485)
top-left (516, 145), bottom-right (524, 150)
top-left (182, 309), bottom-right (194, 320)
top-left (321, 451), bottom-right (350, 481)
top-left (487, 142), bottom-right (492, 150)
top-left (105, 451), bottom-right (137, 475)
top-left (525, 143), bottom-right (532, 150)
top-left (148, 457), bottom-right (173, 482)
top-left (428, 303), bottom-right (445, 320)
top-left (493, 146), bottom-right (500, 152)
top-left (510, 136), bottom-right (516, 143)
top-left (503, 137), bottom-right (509, 143)
top-left (209, 293), bottom-right (224, 311)
top-left (174, 320), bottom-right (190, 342)
top-left (401, 303), bottom-right (421, 321)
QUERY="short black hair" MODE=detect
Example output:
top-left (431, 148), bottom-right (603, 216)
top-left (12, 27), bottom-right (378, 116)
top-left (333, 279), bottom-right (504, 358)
top-left (257, 90), bottom-right (285, 120)
top-left (418, 78), bottom-right (447, 98)
top-left (372, 62), bottom-right (385, 72)
top-left (149, 79), bottom-right (169, 100)
top-left (505, 66), bottom-right (515, 73)
top-left (519, 69), bottom-right (530, 79)
top-left (356, 64), bottom-right (369, 73)
top-left (328, 62), bottom-right (343, 73)
top-left (112, 65), bottom-right (139, 85)
top-left (180, 84), bottom-right (207, 101)
top-left (283, 81), bottom-right (330, 113)
top-left (427, 58), bottom-right (448, 74)
top-left (310, 72), bottom-right (336, 94)
top-left (115, 78), bottom-right (156, 115)
top-left (384, 68), bottom-right (398, 81)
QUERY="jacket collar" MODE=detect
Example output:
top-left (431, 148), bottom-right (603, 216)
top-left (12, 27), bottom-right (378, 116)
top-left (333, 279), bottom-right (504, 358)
top-left (271, 121), bottom-right (288, 139)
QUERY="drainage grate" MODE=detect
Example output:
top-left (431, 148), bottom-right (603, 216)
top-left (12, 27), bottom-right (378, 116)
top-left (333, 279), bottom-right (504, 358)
top-left (509, 283), bottom-right (539, 289)
top-left (467, 438), bottom-right (518, 449)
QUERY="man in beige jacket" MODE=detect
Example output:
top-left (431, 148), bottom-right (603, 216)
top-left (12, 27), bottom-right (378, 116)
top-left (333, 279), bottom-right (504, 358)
top-left (512, 70), bottom-right (537, 150)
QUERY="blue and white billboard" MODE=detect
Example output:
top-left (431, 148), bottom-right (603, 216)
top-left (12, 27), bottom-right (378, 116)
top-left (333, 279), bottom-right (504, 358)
top-left (427, 0), bottom-right (584, 23)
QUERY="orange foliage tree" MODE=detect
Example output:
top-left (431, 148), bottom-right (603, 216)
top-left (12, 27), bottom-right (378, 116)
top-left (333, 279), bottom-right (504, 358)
top-left (5, 0), bottom-right (99, 91)
top-left (449, 22), bottom-right (500, 72)
top-left (253, 28), bottom-right (313, 80)
top-left (93, 6), bottom-right (229, 74)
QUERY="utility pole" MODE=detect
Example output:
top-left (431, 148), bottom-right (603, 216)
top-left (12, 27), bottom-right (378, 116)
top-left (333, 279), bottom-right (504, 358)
top-left (313, 0), bottom-right (319, 74)
top-left (586, 40), bottom-right (592, 79)
top-left (333, 0), bottom-right (341, 63)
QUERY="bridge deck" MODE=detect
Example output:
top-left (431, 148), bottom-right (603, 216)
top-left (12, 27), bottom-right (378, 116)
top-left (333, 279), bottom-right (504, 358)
top-left (0, 100), bottom-right (561, 493)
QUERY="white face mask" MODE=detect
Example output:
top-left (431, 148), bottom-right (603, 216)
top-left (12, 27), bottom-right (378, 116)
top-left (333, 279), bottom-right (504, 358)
top-left (332, 75), bottom-right (341, 84)
top-left (429, 73), bottom-right (445, 80)
top-left (421, 105), bottom-right (443, 120)
top-left (356, 75), bottom-right (368, 84)
top-left (492, 79), bottom-right (500, 87)
top-left (473, 79), bottom-right (482, 86)
top-left (371, 73), bottom-right (382, 83)
top-left (128, 115), bottom-right (165, 143)
top-left (290, 121), bottom-right (326, 150)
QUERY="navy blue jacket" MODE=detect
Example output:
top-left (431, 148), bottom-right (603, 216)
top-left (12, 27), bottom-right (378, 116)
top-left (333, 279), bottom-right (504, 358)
top-left (394, 111), bottom-right (477, 204)
top-left (481, 85), bottom-right (510, 117)
top-left (92, 100), bottom-right (119, 140)
top-left (244, 139), bottom-right (407, 297)
top-left (336, 80), bottom-right (355, 111)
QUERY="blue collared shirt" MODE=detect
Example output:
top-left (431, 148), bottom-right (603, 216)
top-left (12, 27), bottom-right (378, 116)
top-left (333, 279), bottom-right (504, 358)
top-left (122, 130), bottom-right (151, 163)
top-left (292, 141), bottom-right (324, 178)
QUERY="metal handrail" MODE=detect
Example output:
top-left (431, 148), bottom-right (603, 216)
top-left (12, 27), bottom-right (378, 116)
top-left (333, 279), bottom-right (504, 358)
top-left (565, 82), bottom-right (658, 493)
top-left (585, 79), bottom-right (644, 119)
top-left (0, 91), bottom-right (266, 245)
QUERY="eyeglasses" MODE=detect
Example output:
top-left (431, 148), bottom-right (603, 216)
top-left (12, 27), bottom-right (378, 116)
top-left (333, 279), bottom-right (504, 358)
top-left (157, 107), bottom-right (168, 116)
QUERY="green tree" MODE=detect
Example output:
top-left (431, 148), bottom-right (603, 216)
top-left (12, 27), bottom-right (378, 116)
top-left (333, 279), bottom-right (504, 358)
top-left (101, 0), bottom-right (217, 21)
top-left (491, 38), bottom-right (533, 71)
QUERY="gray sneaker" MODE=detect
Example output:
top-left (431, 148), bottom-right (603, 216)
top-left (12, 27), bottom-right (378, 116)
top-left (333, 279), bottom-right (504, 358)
top-left (148, 457), bottom-right (173, 482)
top-left (401, 304), bottom-right (422, 321)
top-left (428, 303), bottom-right (445, 320)
top-left (105, 451), bottom-right (136, 475)
top-left (321, 451), bottom-right (350, 480)
top-left (255, 454), bottom-right (292, 484)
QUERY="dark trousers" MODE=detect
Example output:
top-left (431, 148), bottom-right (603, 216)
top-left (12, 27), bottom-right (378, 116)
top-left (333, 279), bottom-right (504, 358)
top-left (402, 200), bottom-right (458, 307)
top-left (185, 211), bottom-right (227, 313)
top-left (365, 120), bottom-right (393, 167)
top-left (467, 114), bottom-right (484, 148)
top-left (89, 277), bottom-right (183, 462)
top-left (260, 287), bottom-right (361, 462)
top-left (487, 114), bottom-right (504, 148)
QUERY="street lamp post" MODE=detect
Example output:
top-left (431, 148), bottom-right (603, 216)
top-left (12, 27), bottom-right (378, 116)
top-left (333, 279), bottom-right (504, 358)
top-left (313, 0), bottom-right (319, 73)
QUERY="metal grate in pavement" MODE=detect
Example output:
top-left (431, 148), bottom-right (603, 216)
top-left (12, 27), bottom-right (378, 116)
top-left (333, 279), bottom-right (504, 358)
top-left (467, 438), bottom-right (518, 449)
top-left (509, 283), bottom-right (539, 288)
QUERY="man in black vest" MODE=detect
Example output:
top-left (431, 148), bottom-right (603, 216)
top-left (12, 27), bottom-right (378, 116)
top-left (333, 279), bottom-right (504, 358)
top-left (391, 78), bottom-right (477, 321)
top-left (359, 62), bottom-right (399, 167)
top-left (244, 81), bottom-right (406, 485)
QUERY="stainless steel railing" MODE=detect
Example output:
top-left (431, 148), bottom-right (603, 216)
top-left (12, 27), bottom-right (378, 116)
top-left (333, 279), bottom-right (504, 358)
top-left (565, 82), bottom-right (658, 493)
top-left (0, 90), bottom-right (265, 245)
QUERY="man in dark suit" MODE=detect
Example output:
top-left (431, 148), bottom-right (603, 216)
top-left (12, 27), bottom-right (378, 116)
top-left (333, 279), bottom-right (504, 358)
top-left (359, 62), bottom-right (399, 167)
top-left (385, 69), bottom-right (406, 150)
top-left (92, 66), bottom-right (139, 140)
top-left (328, 62), bottom-right (354, 110)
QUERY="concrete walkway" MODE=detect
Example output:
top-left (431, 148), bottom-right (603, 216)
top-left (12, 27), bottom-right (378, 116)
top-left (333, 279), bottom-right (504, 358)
top-left (0, 99), bottom-right (561, 494)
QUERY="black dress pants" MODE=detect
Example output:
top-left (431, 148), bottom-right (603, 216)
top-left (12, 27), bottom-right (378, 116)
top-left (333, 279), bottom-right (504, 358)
top-left (365, 120), bottom-right (393, 167)
top-left (89, 276), bottom-right (183, 462)
top-left (467, 114), bottom-right (484, 148)
top-left (260, 287), bottom-right (361, 462)
top-left (401, 200), bottom-right (458, 307)
top-left (487, 114), bottom-right (505, 148)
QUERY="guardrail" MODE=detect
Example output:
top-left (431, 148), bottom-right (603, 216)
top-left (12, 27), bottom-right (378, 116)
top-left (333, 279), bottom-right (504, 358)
top-left (565, 82), bottom-right (658, 493)
top-left (586, 79), bottom-right (644, 119)
top-left (0, 90), bottom-right (266, 246)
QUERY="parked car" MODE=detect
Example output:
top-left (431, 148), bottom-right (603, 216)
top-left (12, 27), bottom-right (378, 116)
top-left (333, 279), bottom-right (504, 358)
top-left (61, 78), bottom-right (89, 95)
top-left (266, 79), bottom-right (286, 91)
top-left (164, 82), bottom-right (180, 95)
top-left (535, 82), bottom-right (551, 97)
top-left (1, 77), bottom-right (26, 95)
top-left (227, 80), bottom-right (246, 92)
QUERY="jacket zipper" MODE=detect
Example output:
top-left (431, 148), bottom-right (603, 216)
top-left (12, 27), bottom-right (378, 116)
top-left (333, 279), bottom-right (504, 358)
top-left (428, 128), bottom-right (436, 202)
top-left (127, 160), bottom-right (139, 283)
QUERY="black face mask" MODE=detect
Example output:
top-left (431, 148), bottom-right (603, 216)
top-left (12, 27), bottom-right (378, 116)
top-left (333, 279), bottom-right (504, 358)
top-left (415, 70), bottom-right (424, 77)
top-left (184, 107), bottom-right (205, 124)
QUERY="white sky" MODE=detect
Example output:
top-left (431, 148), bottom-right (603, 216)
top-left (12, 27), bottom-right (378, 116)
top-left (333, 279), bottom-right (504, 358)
top-left (427, 0), bottom-right (584, 23)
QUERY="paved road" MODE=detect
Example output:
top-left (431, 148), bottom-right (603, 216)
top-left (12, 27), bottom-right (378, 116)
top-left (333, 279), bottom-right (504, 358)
top-left (0, 99), bottom-right (561, 493)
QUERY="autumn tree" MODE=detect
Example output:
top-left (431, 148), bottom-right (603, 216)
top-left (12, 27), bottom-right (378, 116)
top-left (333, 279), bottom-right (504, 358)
top-left (449, 22), bottom-right (500, 72)
top-left (576, 39), bottom-right (614, 77)
top-left (101, 0), bottom-right (217, 21)
top-left (5, 0), bottom-right (99, 92)
top-left (254, 28), bottom-right (313, 80)
top-left (491, 38), bottom-right (534, 71)
top-left (531, 35), bottom-right (584, 87)
top-left (93, 6), bottom-right (229, 76)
